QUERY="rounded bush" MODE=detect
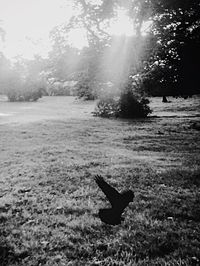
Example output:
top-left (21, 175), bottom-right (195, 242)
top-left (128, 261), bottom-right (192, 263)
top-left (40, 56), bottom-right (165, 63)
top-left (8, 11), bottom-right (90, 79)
top-left (77, 84), bottom-right (96, 100)
top-left (7, 88), bottom-right (44, 102)
top-left (94, 97), bottom-right (120, 118)
top-left (94, 89), bottom-right (151, 119)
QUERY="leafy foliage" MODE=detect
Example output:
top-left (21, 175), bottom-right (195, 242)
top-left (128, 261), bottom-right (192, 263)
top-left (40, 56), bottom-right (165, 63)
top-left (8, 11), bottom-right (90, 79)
top-left (140, 0), bottom-right (200, 97)
top-left (2, 0), bottom-right (199, 102)
top-left (75, 47), bottom-right (103, 100)
top-left (71, 0), bottom-right (114, 47)
top-left (76, 79), bottom-right (97, 100)
top-left (94, 96), bottom-right (120, 117)
top-left (94, 83), bottom-right (151, 118)
top-left (115, 0), bottom-right (200, 98)
top-left (119, 88), bottom-right (151, 118)
top-left (3, 72), bottom-right (46, 102)
top-left (6, 87), bottom-right (44, 102)
top-left (0, 56), bottom-right (48, 102)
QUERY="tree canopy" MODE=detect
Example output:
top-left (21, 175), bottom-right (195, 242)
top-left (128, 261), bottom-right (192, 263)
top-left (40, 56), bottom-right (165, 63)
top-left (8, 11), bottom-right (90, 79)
top-left (65, 0), bottom-right (200, 98)
top-left (0, 0), bottom-right (199, 101)
top-left (138, 0), bottom-right (200, 97)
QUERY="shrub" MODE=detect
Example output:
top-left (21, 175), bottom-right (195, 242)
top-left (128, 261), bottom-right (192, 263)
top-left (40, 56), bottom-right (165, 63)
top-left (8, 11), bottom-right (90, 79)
top-left (119, 89), bottom-right (151, 118)
top-left (76, 75), bottom-right (100, 100)
top-left (4, 75), bottom-right (46, 102)
top-left (47, 83), bottom-right (71, 96)
top-left (6, 87), bottom-right (44, 102)
top-left (94, 89), bottom-right (151, 118)
top-left (94, 96), bottom-right (120, 118)
top-left (76, 83), bottom-right (96, 100)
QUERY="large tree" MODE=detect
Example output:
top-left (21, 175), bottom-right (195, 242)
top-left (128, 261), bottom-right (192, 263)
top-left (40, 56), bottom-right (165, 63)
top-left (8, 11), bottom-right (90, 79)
top-left (47, 0), bottom-right (200, 99)
top-left (70, 0), bottom-right (115, 47)
top-left (138, 0), bottom-right (200, 97)
top-left (48, 0), bottom-right (118, 98)
top-left (48, 29), bottom-right (81, 82)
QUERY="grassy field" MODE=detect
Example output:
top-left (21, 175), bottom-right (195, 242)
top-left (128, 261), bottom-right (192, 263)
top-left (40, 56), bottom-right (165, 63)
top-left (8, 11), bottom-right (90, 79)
top-left (0, 96), bottom-right (200, 266)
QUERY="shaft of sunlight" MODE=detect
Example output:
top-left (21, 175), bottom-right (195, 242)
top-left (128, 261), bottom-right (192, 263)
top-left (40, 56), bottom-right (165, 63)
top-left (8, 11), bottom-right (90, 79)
top-left (100, 36), bottom-right (132, 93)
top-left (109, 8), bottom-right (135, 37)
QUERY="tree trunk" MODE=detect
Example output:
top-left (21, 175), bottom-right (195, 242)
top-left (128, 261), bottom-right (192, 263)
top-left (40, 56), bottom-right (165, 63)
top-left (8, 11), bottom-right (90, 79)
top-left (162, 96), bottom-right (168, 103)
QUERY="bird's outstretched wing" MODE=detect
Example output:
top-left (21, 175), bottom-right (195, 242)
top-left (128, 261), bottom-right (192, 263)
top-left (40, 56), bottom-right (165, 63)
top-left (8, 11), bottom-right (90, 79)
top-left (95, 175), bottom-right (120, 207)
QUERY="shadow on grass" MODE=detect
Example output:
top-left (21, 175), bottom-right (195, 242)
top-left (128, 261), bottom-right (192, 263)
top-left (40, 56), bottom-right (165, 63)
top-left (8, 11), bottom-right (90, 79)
top-left (0, 244), bottom-right (29, 266)
top-left (160, 168), bottom-right (200, 189)
top-left (150, 194), bottom-right (200, 222)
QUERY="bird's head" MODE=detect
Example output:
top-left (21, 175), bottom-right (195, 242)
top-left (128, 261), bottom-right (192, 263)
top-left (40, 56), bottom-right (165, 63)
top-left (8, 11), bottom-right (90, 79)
top-left (122, 190), bottom-right (134, 202)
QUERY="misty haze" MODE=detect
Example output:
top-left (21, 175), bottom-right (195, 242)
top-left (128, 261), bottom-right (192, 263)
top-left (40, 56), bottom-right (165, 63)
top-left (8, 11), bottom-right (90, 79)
top-left (0, 0), bottom-right (200, 265)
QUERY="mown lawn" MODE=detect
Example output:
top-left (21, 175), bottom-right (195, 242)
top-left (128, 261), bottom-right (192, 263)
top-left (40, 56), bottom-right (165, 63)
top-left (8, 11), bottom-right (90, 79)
top-left (0, 96), bottom-right (200, 266)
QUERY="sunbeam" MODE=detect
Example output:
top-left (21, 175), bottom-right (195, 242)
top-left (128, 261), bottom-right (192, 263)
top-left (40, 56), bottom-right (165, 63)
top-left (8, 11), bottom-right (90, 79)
top-left (109, 8), bottom-right (135, 37)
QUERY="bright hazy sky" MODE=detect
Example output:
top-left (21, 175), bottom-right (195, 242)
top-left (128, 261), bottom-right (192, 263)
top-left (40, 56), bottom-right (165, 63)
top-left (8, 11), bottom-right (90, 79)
top-left (0, 0), bottom-right (137, 60)
top-left (0, 0), bottom-right (76, 59)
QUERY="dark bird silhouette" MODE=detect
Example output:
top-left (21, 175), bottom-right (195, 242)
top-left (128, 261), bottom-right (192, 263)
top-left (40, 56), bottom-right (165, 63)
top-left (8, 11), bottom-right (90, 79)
top-left (95, 175), bottom-right (134, 225)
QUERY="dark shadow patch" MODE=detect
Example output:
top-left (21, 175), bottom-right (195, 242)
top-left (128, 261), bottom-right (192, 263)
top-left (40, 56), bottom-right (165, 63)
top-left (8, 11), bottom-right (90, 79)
top-left (150, 194), bottom-right (200, 222)
top-left (161, 169), bottom-right (200, 188)
top-left (0, 245), bottom-right (29, 266)
top-left (148, 232), bottom-right (179, 258)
